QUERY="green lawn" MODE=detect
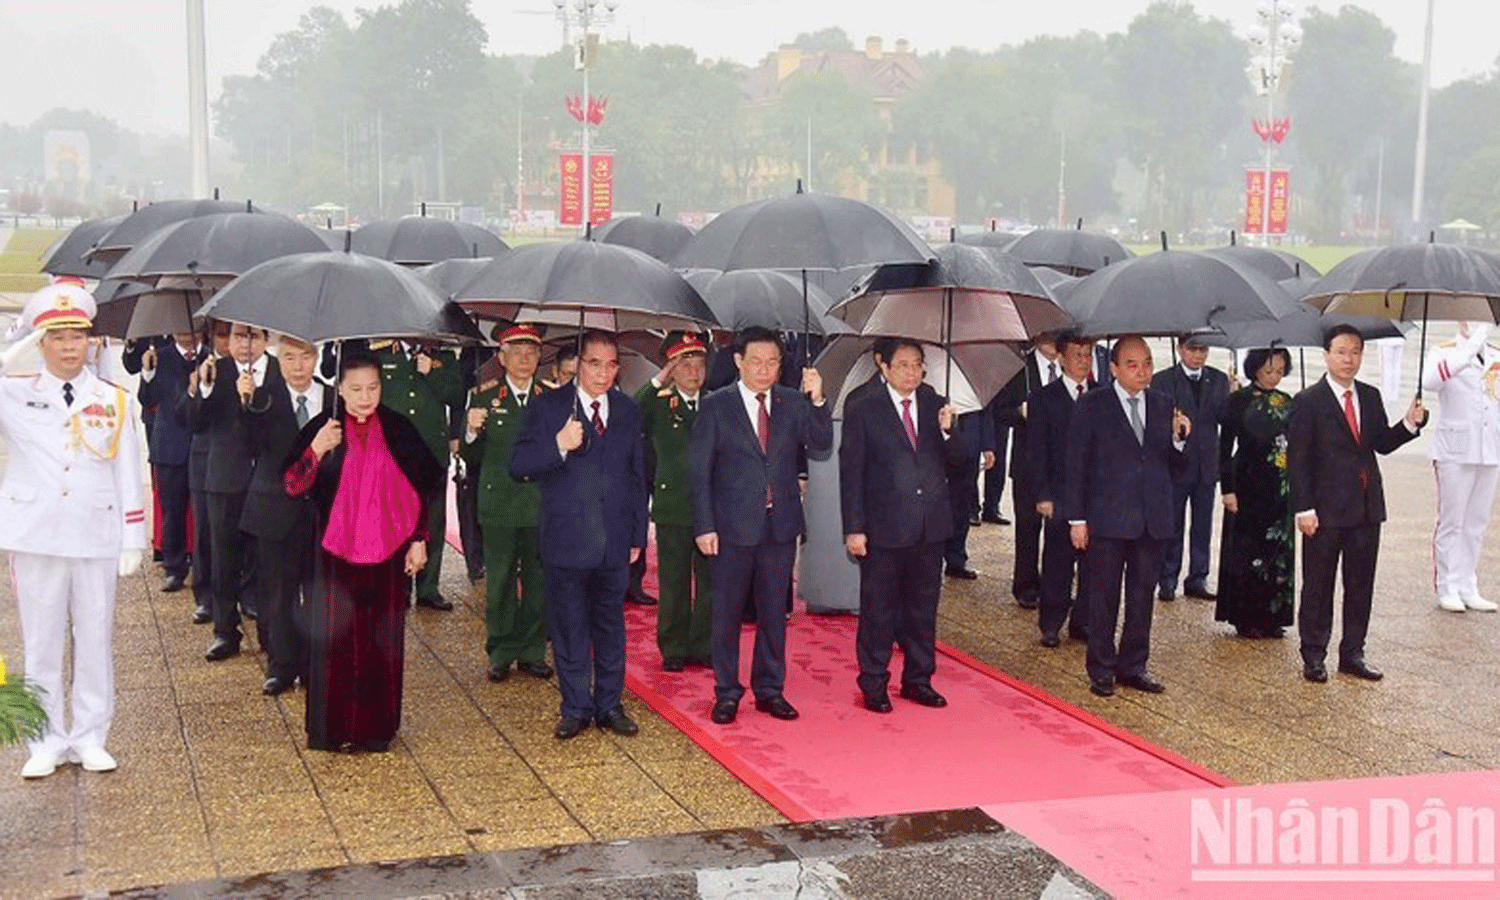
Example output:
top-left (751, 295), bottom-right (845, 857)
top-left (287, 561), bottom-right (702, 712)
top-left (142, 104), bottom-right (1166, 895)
top-left (1126, 243), bottom-right (1369, 274)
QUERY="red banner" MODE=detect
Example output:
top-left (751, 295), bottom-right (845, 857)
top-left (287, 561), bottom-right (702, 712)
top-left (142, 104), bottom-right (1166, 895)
top-left (1244, 169), bottom-right (1266, 234)
top-left (589, 152), bottom-right (613, 224)
top-left (559, 153), bottom-right (583, 226)
top-left (1267, 169), bottom-right (1290, 235)
top-left (1244, 168), bottom-right (1290, 234)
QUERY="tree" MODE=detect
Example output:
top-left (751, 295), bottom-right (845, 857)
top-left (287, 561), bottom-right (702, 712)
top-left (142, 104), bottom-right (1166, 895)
top-left (763, 70), bottom-right (880, 191)
top-left (1284, 6), bottom-right (1410, 240)
top-left (792, 28), bottom-right (853, 53)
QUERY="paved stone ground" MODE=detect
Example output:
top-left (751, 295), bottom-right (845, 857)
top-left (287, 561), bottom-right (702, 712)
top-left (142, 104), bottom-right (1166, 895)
top-left (2, 340), bottom-right (1497, 898)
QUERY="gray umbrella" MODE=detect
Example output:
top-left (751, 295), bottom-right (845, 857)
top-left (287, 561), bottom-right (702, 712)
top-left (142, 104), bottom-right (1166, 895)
top-left (40, 213), bottom-right (126, 278)
top-left (417, 257), bottom-right (498, 298)
top-left (684, 268), bottom-right (846, 335)
top-left (956, 230), bottom-right (1023, 252)
top-left (1007, 226), bottom-right (1135, 276)
top-left (590, 213), bottom-right (694, 263)
top-left (352, 216), bottom-right (508, 266)
top-left (104, 212), bottom-right (328, 287)
top-left (1201, 242), bottom-right (1320, 282)
top-left (87, 198), bottom-right (260, 265)
top-left (1194, 302), bottom-right (1408, 350)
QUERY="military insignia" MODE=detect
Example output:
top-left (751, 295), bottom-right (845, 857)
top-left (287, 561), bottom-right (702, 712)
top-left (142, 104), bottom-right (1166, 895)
top-left (498, 386), bottom-right (509, 402)
top-left (669, 395), bottom-right (679, 410)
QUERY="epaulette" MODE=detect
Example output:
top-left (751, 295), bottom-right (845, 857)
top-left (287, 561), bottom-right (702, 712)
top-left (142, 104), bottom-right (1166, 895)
top-left (477, 379), bottom-right (498, 394)
top-left (541, 379), bottom-right (560, 390)
top-left (368, 339), bottom-right (395, 351)
top-left (1439, 340), bottom-right (1457, 348)
top-left (5, 371), bottom-right (36, 378)
top-left (656, 387), bottom-right (673, 397)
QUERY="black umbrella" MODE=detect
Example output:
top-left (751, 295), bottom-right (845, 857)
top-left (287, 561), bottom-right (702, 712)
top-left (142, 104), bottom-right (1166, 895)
top-left (1201, 233), bottom-right (1320, 282)
top-left (1007, 225), bottom-right (1135, 276)
top-left (453, 240), bottom-right (719, 334)
top-left (590, 212), bottom-right (694, 263)
top-left (416, 257), bottom-right (497, 297)
top-left (197, 251), bottom-right (483, 344)
top-left (40, 213), bottom-right (126, 278)
top-left (104, 212), bottom-right (328, 287)
top-left (351, 216), bottom-right (508, 265)
top-left (1194, 302), bottom-right (1408, 350)
top-left (684, 268), bottom-right (846, 335)
top-left (955, 230), bottom-right (1023, 252)
top-left (87, 198), bottom-right (260, 265)
top-left (1064, 240), bottom-right (1298, 338)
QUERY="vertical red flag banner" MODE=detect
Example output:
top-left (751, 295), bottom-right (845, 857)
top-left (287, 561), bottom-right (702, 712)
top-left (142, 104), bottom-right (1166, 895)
top-left (1244, 169), bottom-right (1267, 234)
top-left (589, 153), bottom-right (613, 224)
top-left (1267, 169), bottom-right (1290, 235)
top-left (559, 153), bottom-right (583, 226)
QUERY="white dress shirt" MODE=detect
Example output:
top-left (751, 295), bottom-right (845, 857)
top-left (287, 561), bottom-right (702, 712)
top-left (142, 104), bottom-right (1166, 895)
top-left (737, 380), bottom-right (771, 431)
top-left (887, 383), bottom-right (919, 437)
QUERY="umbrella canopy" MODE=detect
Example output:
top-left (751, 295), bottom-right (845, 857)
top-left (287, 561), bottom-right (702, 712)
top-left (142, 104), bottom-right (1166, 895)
top-left (87, 199), bottom-right (260, 265)
top-left (684, 269), bottom-right (846, 335)
top-left (313, 227), bottom-right (352, 250)
top-left (1064, 249), bottom-right (1299, 338)
top-left (40, 213), bottom-right (126, 278)
top-left (197, 251), bottom-right (483, 344)
top-left (351, 217), bottom-right (508, 265)
top-left (816, 336), bottom-right (1024, 417)
top-left (590, 215), bottom-right (694, 263)
top-left (1194, 302), bottom-right (1408, 350)
top-left (104, 212), bottom-right (328, 286)
top-left (417, 257), bottom-right (496, 298)
top-left (1006, 227), bottom-right (1135, 276)
top-left (454, 240), bottom-right (718, 334)
top-left (673, 191), bottom-right (933, 272)
top-left (955, 230), bottom-right (1024, 252)
top-left (833, 243), bottom-right (1072, 345)
top-left (1300, 242), bottom-right (1500, 322)
top-left (1200, 245), bottom-right (1320, 282)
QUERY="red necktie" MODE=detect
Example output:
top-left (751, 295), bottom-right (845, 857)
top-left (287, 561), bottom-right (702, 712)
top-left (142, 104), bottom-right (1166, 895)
top-left (1342, 389), bottom-right (1360, 443)
top-left (591, 399), bottom-right (605, 436)
top-left (901, 397), bottom-right (918, 450)
top-left (1076, 383), bottom-right (1084, 399)
top-left (755, 392), bottom-right (769, 453)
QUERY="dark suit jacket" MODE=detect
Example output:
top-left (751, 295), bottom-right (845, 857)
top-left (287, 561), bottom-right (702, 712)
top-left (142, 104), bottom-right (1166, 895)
top-left (1150, 364), bottom-right (1230, 487)
top-left (1062, 386), bottom-right (1185, 540)
top-left (689, 382), bottom-right (834, 547)
top-left (1287, 378), bottom-right (1418, 529)
top-left (509, 384), bottom-right (649, 570)
top-left (189, 355), bottom-right (283, 495)
top-left (840, 384), bottom-right (968, 548)
top-left (993, 353), bottom-right (1045, 484)
top-left (1027, 377), bottom-right (1092, 506)
top-left (141, 342), bottom-right (203, 468)
top-left (241, 381), bottom-right (334, 541)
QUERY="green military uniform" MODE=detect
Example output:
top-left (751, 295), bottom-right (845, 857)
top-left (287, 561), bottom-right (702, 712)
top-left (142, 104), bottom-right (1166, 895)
top-left (462, 374), bottom-right (547, 670)
top-left (376, 342), bottom-right (463, 605)
top-left (636, 378), bottom-right (712, 663)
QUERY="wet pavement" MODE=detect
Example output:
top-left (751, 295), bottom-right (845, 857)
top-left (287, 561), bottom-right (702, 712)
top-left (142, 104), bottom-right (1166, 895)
top-left (2, 340), bottom-right (1497, 898)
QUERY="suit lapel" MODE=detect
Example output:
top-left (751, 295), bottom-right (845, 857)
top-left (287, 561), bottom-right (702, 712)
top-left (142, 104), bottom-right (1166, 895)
top-left (1325, 379), bottom-right (1363, 448)
top-left (731, 384), bottom-right (767, 457)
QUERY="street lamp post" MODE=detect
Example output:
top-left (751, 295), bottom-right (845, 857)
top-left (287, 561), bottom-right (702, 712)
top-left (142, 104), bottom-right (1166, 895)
top-left (554, 0), bottom-right (617, 229)
top-left (1250, 1), bottom-right (1299, 245)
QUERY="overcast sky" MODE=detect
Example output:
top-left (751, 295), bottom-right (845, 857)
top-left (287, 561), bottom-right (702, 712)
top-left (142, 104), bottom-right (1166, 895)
top-left (2, 0), bottom-right (1490, 136)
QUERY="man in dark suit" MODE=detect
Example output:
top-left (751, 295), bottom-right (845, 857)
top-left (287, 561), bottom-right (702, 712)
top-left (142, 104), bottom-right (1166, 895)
top-left (1064, 336), bottom-right (1190, 697)
top-left (1288, 324), bottom-right (1425, 683)
top-left (841, 339), bottom-right (965, 712)
top-left (1029, 331), bottom-right (1096, 648)
top-left (189, 323), bottom-right (275, 661)
top-left (993, 334), bottom-right (1062, 609)
top-left (943, 407), bottom-right (994, 580)
top-left (241, 335), bottom-right (329, 695)
top-left (510, 331), bottom-right (648, 740)
top-left (176, 321), bottom-right (231, 625)
top-left (690, 326), bottom-right (832, 725)
top-left (1151, 334), bottom-right (1231, 601)
top-left (140, 332), bottom-right (204, 595)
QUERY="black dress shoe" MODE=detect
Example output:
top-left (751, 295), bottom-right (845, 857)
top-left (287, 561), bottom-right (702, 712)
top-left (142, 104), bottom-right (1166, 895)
top-left (262, 676), bottom-right (295, 696)
top-left (945, 567), bottom-right (979, 580)
top-left (710, 700), bottom-right (738, 724)
top-left (204, 638), bottom-right (240, 662)
top-left (968, 514), bottom-right (982, 527)
top-left (1156, 588), bottom-right (1176, 602)
top-left (981, 512), bottom-right (1009, 525)
top-left (1118, 673), bottom-right (1166, 694)
top-left (516, 660), bottom-right (553, 679)
top-left (152, 549), bottom-right (164, 562)
top-left (554, 716), bottom-right (589, 740)
top-left (192, 604), bottom-right (212, 625)
top-left (239, 602), bottom-right (259, 620)
top-left (689, 656), bottom-right (714, 669)
top-left (1235, 625), bottom-right (1264, 639)
top-left (1303, 663), bottom-right (1328, 683)
top-left (416, 594), bottom-right (453, 611)
top-left (1040, 631), bottom-right (1061, 648)
top-left (161, 574), bottom-right (186, 593)
top-left (1184, 585), bottom-right (1217, 600)
top-left (359, 739), bottom-right (391, 753)
top-left (1089, 679), bottom-right (1115, 697)
top-left (863, 692), bottom-right (893, 713)
top-left (899, 684), bottom-right (948, 708)
top-left (662, 657), bottom-right (686, 672)
top-left (625, 587), bottom-right (658, 605)
top-left (467, 567), bottom-right (486, 584)
top-left (1016, 595), bottom-right (1039, 610)
top-left (596, 707), bottom-right (639, 736)
top-left (754, 695), bottom-right (799, 720)
top-left (1067, 627), bottom-right (1089, 642)
top-left (487, 663), bottom-right (511, 682)
top-left (1338, 658), bottom-right (1384, 681)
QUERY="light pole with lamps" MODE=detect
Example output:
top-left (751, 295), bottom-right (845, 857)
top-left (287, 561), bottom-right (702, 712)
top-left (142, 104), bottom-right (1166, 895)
top-left (1249, 1), bottom-right (1299, 244)
top-left (554, 0), bottom-right (617, 229)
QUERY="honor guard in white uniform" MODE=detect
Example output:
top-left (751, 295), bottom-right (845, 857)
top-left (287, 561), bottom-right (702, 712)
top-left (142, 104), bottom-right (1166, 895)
top-left (1422, 322), bottom-right (1500, 612)
top-left (0, 283), bottom-right (146, 778)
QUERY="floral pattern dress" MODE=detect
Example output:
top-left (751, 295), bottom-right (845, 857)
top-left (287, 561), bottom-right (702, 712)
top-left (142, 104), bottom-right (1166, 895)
top-left (1214, 385), bottom-right (1295, 634)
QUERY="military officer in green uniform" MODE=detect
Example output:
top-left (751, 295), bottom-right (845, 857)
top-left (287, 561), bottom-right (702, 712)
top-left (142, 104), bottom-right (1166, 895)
top-left (375, 339), bottom-right (464, 609)
top-left (463, 324), bottom-right (553, 681)
top-left (636, 332), bottom-right (713, 670)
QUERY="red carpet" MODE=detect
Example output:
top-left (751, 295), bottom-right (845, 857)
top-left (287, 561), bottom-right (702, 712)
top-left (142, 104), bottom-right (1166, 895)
top-left (984, 769), bottom-right (1500, 898)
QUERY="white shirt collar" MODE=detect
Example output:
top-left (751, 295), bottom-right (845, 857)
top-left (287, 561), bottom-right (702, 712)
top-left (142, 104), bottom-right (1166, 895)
top-left (507, 376), bottom-right (534, 397)
top-left (1061, 373), bottom-right (1087, 398)
top-left (887, 383), bottom-right (918, 431)
top-left (1181, 362), bottom-right (1203, 379)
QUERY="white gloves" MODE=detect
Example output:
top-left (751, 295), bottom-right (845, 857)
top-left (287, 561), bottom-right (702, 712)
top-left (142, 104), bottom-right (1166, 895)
top-left (117, 551), bottom-right (143, 578)
top-left (1461, 323), bottom-right (1492, 356)
top-left (0, 328), bottom-right (45, 372)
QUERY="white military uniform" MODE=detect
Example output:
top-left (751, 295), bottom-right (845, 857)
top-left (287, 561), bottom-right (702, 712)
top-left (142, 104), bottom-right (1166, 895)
top-left (0, 285), bottom-right (146, 771)
top-left (1422, 333), bottom-right (1500, 608)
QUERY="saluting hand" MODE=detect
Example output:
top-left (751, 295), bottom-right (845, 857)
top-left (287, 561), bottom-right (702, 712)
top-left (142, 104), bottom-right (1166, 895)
top-left (311, 418), bottom-right (343, 458)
